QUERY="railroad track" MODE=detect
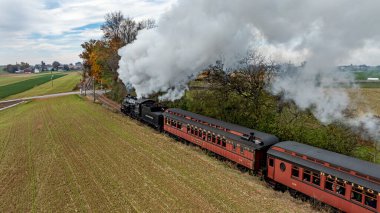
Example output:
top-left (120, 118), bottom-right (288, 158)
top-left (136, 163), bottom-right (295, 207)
top-left (96, 94), bottom-right (121, 112)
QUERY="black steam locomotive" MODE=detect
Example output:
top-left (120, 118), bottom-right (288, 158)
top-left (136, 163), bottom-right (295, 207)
top-left (121, 95), bottom-right (166, 130)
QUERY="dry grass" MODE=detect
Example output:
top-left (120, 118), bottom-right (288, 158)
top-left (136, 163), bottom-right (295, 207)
top-left (0, 95), bottom-right (316, 212)
top-left (346, 88), bottom-right (380, 116)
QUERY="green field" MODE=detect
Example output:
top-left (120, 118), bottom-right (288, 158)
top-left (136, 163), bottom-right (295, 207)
top-left (0, 73), bottom-right (52, 86)
top-left (0, 95), bottom-right (314, 212)
top-left (4, 72), bottom-right (81, 100)
top-left (0, 74), bottom-right (66, 99)
top-left (354, 71), bottom-right (380, 80)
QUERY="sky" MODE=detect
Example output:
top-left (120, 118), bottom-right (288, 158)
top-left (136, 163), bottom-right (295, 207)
top-left (0, 0), bottom-right (380, 66)
top-left (0, 0), bottom-right (176, 65)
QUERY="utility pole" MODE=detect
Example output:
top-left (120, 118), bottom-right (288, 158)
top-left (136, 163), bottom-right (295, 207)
top-left (93, 76), bottom-right (96, 103)
top-left (84, 78), bottom-right (87, 96)
top-left (51, 69), bottom-right (53, 87)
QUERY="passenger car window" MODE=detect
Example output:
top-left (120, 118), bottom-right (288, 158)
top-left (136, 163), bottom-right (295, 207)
top-left (351, 186), bottom-right (363, 203)
top-left (303, 170), bottom-right (311, 182)
top-left (212, 134), bottom-right (216, 143)
top-left (222, 138), bottom-right (226, 147)
top-left (312, 172), bottom-right (320, 186)
top-left (335, 179), bottom-right (345, 196)
top-left (269, 158), bottom-right (274, 167)
top-left (325, 176), bottom-right (334, 191)
top-left (365, 190), bottom-right (377, 209)
top-left (291, 166), bottom-right (299, 178)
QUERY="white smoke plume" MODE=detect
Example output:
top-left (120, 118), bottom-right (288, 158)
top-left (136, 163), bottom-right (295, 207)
top-left (118, 0), bottom-right (380, 139)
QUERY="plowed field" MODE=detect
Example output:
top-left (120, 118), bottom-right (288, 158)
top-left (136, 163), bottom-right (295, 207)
top-left (0, 95), bottom-right (315, 212)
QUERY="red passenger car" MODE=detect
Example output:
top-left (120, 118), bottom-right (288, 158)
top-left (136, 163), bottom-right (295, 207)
top-left (267, 141), bottom-right (380, 213)
top-left (163, 108), bottom-right (279, 171)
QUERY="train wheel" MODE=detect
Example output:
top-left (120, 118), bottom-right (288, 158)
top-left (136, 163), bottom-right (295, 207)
top-left (289, 188), bottom-right (298, 198)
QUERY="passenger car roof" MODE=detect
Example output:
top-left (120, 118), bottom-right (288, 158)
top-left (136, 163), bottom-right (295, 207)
top-left (167, 108), bottom-right (254, 134)
top-left (164, 110), bottom-right (279, 150)
top-left (167, 108), bottom-right (278, 141)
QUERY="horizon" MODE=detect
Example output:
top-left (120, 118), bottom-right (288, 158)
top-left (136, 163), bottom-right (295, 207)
top-left (0, 0), bottom-right (176, 65)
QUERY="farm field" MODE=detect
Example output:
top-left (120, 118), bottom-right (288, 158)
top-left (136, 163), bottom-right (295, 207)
top-left (354, 70), bottom-right (380, 80)
top-left (0, 95), bottom-right (314, 212)
top-left (347, 88), bottom-right (380, 116)
top-left (0, 73), bottom-right (50, 86)
top-left (346, 88), bottom-right (380, 163)
top-left (0, 74), bottom-right (66, 99)
top-left (4, 72), bottom-right (81, 100)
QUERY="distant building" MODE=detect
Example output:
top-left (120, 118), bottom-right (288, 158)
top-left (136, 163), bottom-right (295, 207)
top-left (46, 65), bottom-right (54, 71)
top-left (368, 78), bottom-right (379, 81)
top-left (23, 67), bottom-right (33, 73)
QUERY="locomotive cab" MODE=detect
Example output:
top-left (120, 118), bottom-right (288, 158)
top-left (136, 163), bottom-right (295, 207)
top-left (121, 95), bottom-right (166, 131)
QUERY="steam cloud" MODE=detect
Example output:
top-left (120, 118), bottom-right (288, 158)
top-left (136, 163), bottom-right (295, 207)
top-left (118, 0), bottom-right (380, 140)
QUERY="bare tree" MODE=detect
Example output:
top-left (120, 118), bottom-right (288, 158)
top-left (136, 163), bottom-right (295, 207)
top-left (120, 18), bottom-right (138, 45)
top-left (138, 19), bottom-right (157, 30)
top-left (206, 51), bottom-right (276, 125)
top-left (101, 12), bottom-right (151, 46)
top-left (101, 11), bottom-right (125, 42)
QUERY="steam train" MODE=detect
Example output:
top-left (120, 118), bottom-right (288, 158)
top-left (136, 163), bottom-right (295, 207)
top-left (121, 95), bottom-right (380, 213)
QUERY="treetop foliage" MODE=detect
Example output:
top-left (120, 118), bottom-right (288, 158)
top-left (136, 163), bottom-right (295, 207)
top-left (80, 11), bottom-right (155, 102)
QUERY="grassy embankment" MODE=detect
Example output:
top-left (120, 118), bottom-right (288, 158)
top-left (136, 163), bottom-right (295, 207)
top-left (0, 95), bottom-right (314, 212)
top-left (0, 73), bottom-right (66, 99)
top-left (4, 72), bottom-right (81, 100)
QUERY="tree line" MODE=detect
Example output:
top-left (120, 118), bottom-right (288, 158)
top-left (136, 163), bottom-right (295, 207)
top-left (3, 61), bottom-right (79, 73)
top-left (165, 53), bottom-right (375, 162)
top-left (79, 11), bottom-right (155, 102)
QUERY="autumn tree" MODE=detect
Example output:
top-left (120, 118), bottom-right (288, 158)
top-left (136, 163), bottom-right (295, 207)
top-left (80, 39), bottom-right (97, 78)
top-left (80, 11), bottom-right (156, 102)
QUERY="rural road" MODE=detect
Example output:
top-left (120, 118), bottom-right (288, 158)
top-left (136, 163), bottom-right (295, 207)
top-left (0, 90), bottom-right (107, 111)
